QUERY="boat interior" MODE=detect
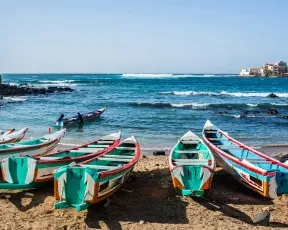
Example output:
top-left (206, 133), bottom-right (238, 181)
top-left (83, 142), bottom-right (136, 172)
top-left (40, 139), bottom-right (118, 160)
top-left (172, 138), bottom-right (212, 168)
top-left (204, 129), bottom-right (288, 174)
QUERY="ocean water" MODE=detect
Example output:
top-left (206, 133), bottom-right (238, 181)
top-left (1, 73), bottom-right (288, 150)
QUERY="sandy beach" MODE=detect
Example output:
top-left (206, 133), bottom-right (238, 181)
top-left (1, 153), bottom-right (288, 230)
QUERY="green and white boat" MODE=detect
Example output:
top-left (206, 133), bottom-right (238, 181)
top-left (0, 128), bottom-right (28, 144)
top-left (0, 132), bottom-right (120, 189)
top-left (54, 135), bottom-right (140, 211)
top-left (0, 129), bottom-right (66, 161)
top-left (168, 131), bottom-right (216, 197)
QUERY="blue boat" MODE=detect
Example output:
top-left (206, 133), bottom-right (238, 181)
top-left (55, 107), bottom-right (106, 127)
top-left (202, 120), bottom-right (288, 199)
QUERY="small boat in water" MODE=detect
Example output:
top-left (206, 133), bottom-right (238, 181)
top-left (0, 129), bottom-right (66, 161)
top-left (203, 120), bottom-right (288, 199)
top-left (54, 135), bottom-right (140, 211)
top-left (0, 128), bottom-right (28, 144)
top-left (0, 132), bottom-right (121, 189)
top-left (55, 107), bottom-right (106, 127)
top-left (168, 131), bottom-right (215, 196)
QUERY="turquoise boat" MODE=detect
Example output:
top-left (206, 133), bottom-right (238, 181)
top-left (0, 132), bottom-right (121, 189)
top-left (0, 128), bottom-right (28, 144)
top-left (54, 135), bottom-right (140, 211)
top-left (0, 129), bottom-right (66, 161)
top-left (168, 131), bottom-right (215, 197)
top-left (203, 120), bottom-right (288, 199)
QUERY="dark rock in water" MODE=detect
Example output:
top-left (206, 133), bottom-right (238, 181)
top-left (225, 106), bottom-right (232, 110)
top-left (268, 108), bottom-right (278, 114)
top-left (253, 211), bottom-right (270, 226)
top-left (0, 83), bottom-right (73, 97)
top-left (267, 93), bottom-right (278, 98)
top-left (153, 151), bottom-right (166, 156)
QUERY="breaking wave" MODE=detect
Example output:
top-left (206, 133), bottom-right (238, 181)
top-left (128, 102), bottom-right (288, 110)
top-left (3, 96), bottom-right (27, 102)
top-left (160, 91), bottom-right (288, 98)
top-left (128, 102), bottom-right (209, 109)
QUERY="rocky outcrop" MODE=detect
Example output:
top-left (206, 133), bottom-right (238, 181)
top-left (0, 84), bottom-right (73, 97)
top-left (267, 93), bottom-right (278, 98)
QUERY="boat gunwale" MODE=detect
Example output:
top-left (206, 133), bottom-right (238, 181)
top-left (202, 125), bottom-right (280, 176)
top-left (78, 140), bottom-right (141, 179)
top-left (35, 138), bottom-right (120, 165)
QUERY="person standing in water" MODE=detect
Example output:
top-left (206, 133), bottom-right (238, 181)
top-left (77, 112), bottom-right (83, 125)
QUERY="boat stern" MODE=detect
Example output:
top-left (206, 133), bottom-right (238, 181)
top-left (0, 156), bottom-right (37, 188)
top-left (54, 165), bottom-right (99, 211)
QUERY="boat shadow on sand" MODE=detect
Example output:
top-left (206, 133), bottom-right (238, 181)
top-left (0, 186), bottom-right (53, 212)
top-left (191, 169), bottom-right (288, 228)
top-left (85, 168), bottom-right (189, 229)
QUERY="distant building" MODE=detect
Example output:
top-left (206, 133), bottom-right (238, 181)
top-left (240, 69), bottom-right (251, 76)
top-left (273, 61), bottom-right (288, 76)
top-left (250, 68), bottom-right (261, 76)
top-left (241, 61), bottom-right (288, 77)
top-left (264, 63), bottom-right (274, 72)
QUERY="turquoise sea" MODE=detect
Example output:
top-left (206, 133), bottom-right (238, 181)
top-left (1, 74), bottom-right (288, 150)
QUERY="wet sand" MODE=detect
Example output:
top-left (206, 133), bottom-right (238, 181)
top-left (0, 155), bottom-right (288, 229)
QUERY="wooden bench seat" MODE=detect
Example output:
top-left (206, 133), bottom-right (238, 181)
top-left (173, 159), bottom-right (210, 166)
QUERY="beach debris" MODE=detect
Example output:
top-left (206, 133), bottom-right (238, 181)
top-left (153, 151), bottom-right (166, 156)
top-left (139, 220), bottom-right (144, 225)
top-left (253, 211), bottom-right (270, 226)
top-left (142, 155), bottom-right (147, 158)
top-left (267, 93), bottom-right (278, 98)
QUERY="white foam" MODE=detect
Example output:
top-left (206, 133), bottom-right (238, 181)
top-left (39, 80), bottom-right (76, 83)
top-left (160, 91), bottom-right (288, 98)
top-left (247, 103), bottom-right (258, 107)
top-left (3, 96), bottom-right (27, 101)
top-left (171, 103), bottom-right (209, 108)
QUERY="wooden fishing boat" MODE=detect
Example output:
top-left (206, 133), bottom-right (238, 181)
top-left (0, 129), bottom-right (15, 136)
top-left (202, 120), bottom-right (288, 199)
top-left (0, 132), bottom-right (121, 189)
top-left (0, 128), bottom-right (28, 144)
top-left (55, 107), bottom-right (106, 127)
top-left (0, 129), bottom-right (66, 161)
top-left (54, 135), bottom-right (140, 211)
top-left (168, 131), bottom-right (215, 197)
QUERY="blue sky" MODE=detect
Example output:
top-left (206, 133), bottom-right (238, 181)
top-left (1, 0), bottom-right (288, 73)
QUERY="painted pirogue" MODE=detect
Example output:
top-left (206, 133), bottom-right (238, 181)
top-left (0, 128), bottom-right (28, 144)
top-left (0, 132), bottom-right (121, 189)
top-left (203, 120), bottom-right (288, 199)
top-left (0, 129), bottom-right (66, 161)
top-left (168, 130), bottom-right (215, 197)
top-left (55, 107), bottom-right (106, 127)
top-left (54, 135), bottom-right (140, 211)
